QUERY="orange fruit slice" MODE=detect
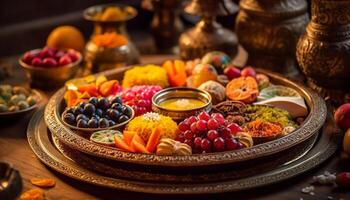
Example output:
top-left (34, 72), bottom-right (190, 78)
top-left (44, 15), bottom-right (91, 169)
top-left (226, 76), bottom-right (259, 103)
top-left (123, 130), bottom-right (137, 146)
top-left (20, 188), bottom-right (44, 200)
top-left (130, 134), bottom-right (150, 154)
top-left (146, 127), bottom-right (162, 153)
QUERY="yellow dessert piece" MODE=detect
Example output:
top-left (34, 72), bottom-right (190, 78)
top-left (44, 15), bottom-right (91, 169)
top-left (122, 65), bottom-right (169, 88)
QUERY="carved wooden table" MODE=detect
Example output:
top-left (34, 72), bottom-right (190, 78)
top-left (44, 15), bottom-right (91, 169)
top-left (0, 54), bottom-right (349, 199)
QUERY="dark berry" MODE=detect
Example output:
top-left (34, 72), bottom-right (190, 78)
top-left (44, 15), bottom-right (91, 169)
top-left (73, 106), bottom-right (83, 115)
top-left (77, 102), bottom-right (86, 109)
top-left (76, 114), bottom-right (88, 122)
top-left (83, 103), bottom-right (96, 116)
top-left (66, 107), bottom-right (75, 115)
top-left (63, 113), bottom-right (75, 125)
top-left (111, 103), bottom-right (122, 111)
top-left (109, 120), bottom-right (116, 126)
top-left (89, 97), bottom-right (98, 106)
top-left (77, 119), bottom-right (88, 128)
top-left (111, 96), bottom-right (122, 104)
top-left (95, 108), bottom-right (103, 117)
top-left (107, 109), bottom-right (120, 121)
top-left (97, 98), bottom-right (110, 110)
top-left (87, 118), bottom-right (98, 128)
top-left (121, 106), bottom-right (131, 116)
top-left (91, 114), bottom-right (100, 121)
top-left (118, 115), bottom-right (129, 123)
top-left (99, 118), bottom-right (109, 128)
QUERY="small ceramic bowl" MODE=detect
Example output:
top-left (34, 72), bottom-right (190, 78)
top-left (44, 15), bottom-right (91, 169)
top-left (19, 49), bottom-right (82, 89)
top-left (61, 105), bottom-right (134, 133)
top-left (152, 87), bottom-right (212, 122)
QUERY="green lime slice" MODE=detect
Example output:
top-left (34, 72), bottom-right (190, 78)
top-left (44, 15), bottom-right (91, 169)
top-left (259, 85), bottom-right (300, 100)
top-left (90, 130), bottom-right (121, 146)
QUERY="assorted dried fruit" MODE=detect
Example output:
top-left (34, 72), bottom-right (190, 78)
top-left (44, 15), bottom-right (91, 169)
top-left (0, 85), bottom-right (37, 113)
top-left (198, 80), bottom-right (226, 104)
top-left (226, 76), bottom-right (259, 104)
top-left (22, 47), bottom-right (80, 68)
top-left (30, 178), bottom-right (56, 188)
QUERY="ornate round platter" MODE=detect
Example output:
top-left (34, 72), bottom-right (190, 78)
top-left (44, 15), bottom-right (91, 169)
top-left (44, 67), bottom-right (327, 167)
top-left (29, 108), bottom-right (341, 194)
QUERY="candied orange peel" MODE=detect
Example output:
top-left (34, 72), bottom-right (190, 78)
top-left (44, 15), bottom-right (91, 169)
top-left (30, 178), bottom-right (56, 188)
top-left (20, 188), bottom-right (44, 200)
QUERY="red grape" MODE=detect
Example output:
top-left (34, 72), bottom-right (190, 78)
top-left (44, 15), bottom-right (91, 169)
top-left (201, 138), bottom-right (211, 152)
top-left (59, 55), bottom-right (72, 66)
top-left (184, 130), bottom-right (194, 140)
top-left (42, 58), bottom-right (57, 67)
top-left (198, 112), bottom-right (210, 121)
top-left (196, 120), bottom-right (207, 131)
top-left (178, 121), bottom-right (190, 131)
top-left (207, 130), bottom-right (219, 141)
top-left (23, 52), bottom-right (34, 64)
top-left (184, 139), bottom-right (194, 148)
top-left (190, 123), bottom-right (198, 133)
top-left (31, 57), bottom-right (43, 67)
top-left (211, 113), bottom-right (225, 125)
top-left (193, 137), bottom-right (202, 148)
top-left (187, 116), bottom-right (198, 125)
top-left (226, 137), bottom-right (239, 150)
top-left (207, 119), bottom-right (219, 130)
top-left (227, 123), bottom-right (242, 135)
top-left (177, 133), bottom-right (185, 143)
top-left (213, 137), bottom-right (225, 151)
top-left (219, 127), bottom-right (232, 138)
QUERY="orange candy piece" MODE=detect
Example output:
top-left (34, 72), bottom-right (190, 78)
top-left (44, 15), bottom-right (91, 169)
top-left (123, 130), bottom-right (137, 146)
top-left (162, 60), bottom-right (187, 87)
top-left (64, 90), bottom-right (79, 107)
top-left (99, 80), bottom-right (120, 97)
top-left (114, 134), bottom-right (135, 152)
top-left (30, 178), bottom-right (56, 188)
top-left (146, 127), bottom-right (162, 153)
top-left (20, 188), bottom-right (44, 200)
top-left (77, 84), bottom-right (100, 97)
top-left (130, 134), bottom-right (150, 154)
top-left (226, 76), bottom-right (259, 104)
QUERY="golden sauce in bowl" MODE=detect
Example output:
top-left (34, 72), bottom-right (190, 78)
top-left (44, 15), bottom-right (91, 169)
top-left (159, 98), bottom-right (206, 111)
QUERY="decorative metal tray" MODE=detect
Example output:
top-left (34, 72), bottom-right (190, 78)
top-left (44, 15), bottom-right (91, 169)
top-left (28, 108), bottom-right (341, 194)
top-left (44, 67), bottom-right (327, 167)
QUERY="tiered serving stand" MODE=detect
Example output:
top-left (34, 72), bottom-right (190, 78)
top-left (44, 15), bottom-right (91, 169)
top-left (27, 67), bottom-right (342, 194)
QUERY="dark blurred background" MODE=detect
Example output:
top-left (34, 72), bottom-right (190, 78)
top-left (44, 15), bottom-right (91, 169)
top-left (0, 0), bottom-right (311, 57)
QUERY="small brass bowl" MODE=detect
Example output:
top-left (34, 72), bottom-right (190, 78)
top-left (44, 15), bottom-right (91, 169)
top-left (60, 105), bottom-right (134, 133)
top-left (152, 87), bottom-right (212, 122)
top-left (19, 49), bottom-right (82, 89)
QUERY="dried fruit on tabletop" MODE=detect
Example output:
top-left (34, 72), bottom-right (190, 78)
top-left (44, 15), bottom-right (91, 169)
top-left (201, 51), bottom-right (231, 74)
top-left (226, 76), bottom-right (259, 104)
top-left (20, 188), bottom-right (44, 200)
top-left (162, 60), bottom-right (187, 87)
top-left (176, 112), bottom-right (246, 153)
top-left (156, 138), bottom-right (192, 156)
top-left (30, 178), bottom-right (56, 188)
top-left (126, 112), bottom-right (179, 142)
top-left (343, 129), bottom-right (350, 156)
top-left (198, 81), bottom-right (226, 105)
top-left (46, 26), bottom-right (85, 52)
top-left (187, 64), bottom-right (218, 88)
top-left (122, 65), bottom-right (169, 88)
top-left (0, 85), bottom-right (37, 113)
top-left (334, 103), bottom-right (350, 130)
top-left (244, 119), bottom-right (283, 143)
top-left (120, 85), bottom-right (161, 116)
top-left (92, 33), bottom-right (128, 48)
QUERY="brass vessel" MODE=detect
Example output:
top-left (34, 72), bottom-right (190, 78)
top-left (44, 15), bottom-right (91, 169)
top-left (83, 4), bottom-right (140, 74)
top-left (142, 0), bottom-right (183, 53)
top-left (236, 0), bottom-right (309, 74)
top-left (179, 0), bottom-right (239, 60)
top-left (296, 0), bottom-right (350, 102)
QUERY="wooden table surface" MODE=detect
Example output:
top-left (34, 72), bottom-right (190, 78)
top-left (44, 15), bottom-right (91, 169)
top-left (0, 53), bottom-right (350, 200)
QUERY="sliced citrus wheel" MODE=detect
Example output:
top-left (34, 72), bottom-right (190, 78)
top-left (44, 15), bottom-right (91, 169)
top-left (90, 130), bottom-right (121, 146)
top-left (226, 76), bottom-right (259, 104)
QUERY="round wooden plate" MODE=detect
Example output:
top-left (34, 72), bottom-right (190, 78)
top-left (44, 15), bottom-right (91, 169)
top-left (29, 108), bottom-right (341, 194)
top-left (44, 67), bottom-right (327, 167)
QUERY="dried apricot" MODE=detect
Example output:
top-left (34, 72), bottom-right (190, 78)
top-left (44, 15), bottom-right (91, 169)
top-left (226, 76), bottom-right (259, 103)
top-left (20, 188), bottom-right (44, 200)
top-left (30, 178), bottom-right (56, 188)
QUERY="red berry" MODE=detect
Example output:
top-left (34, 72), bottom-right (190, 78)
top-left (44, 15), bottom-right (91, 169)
top-left (23, 52), bottom-right (34, 64)
top-left (224, 66), bottom-right (241, 80)
top-left (211, 113), bottom-right (225, 125)
top-left (178, 121), bottom-right (190, 132)
top-left (187, 116), bottom-right (198, 125)
top-left (213, 137), bottom-right (225, 151)
top-left (190, 123), bottom-right (198, 133)
top-left (59, 55), bottom-right (72, 66)
top-left (177, 133), bottom-right (185, 143)
top-left (237, 142), bottom-right (245, 149)
top-left (241, 67), bottom-right (256, 78)
top-left (184, 130), bottom-right (194, 140)
top-left (227, 123), bottom-right (242, 135)
top-left (207, 119), bottom-right (219, 130)
top-left (42, 58), bottom-right (57, 67)
top-left (67, 51), bottom-right (78, 62)
top-left (336, 172), bottom-right (350, 187)
top-left (55, 51), bottom-right (65, 59)
top-left (198, 112), bottom-right (210, 121)
top-left (196, 120), bottom-right (207, 131)
top-left (207, 130), bottom-right (219, 141)
top-left (200, 138), bottom-right (211, 152)
top-left (31, 57), bottom-right (43, 67)
top-left (226, 137), bottom-right (239, 150)
top-left (39, 47), bottom-right (55, 58)
top-left (219, 127), bottom-right (232, 138)
top-left (193, 137), bottom-right (202, 148)
top-left (184, 139), bottom-right (194, 148)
